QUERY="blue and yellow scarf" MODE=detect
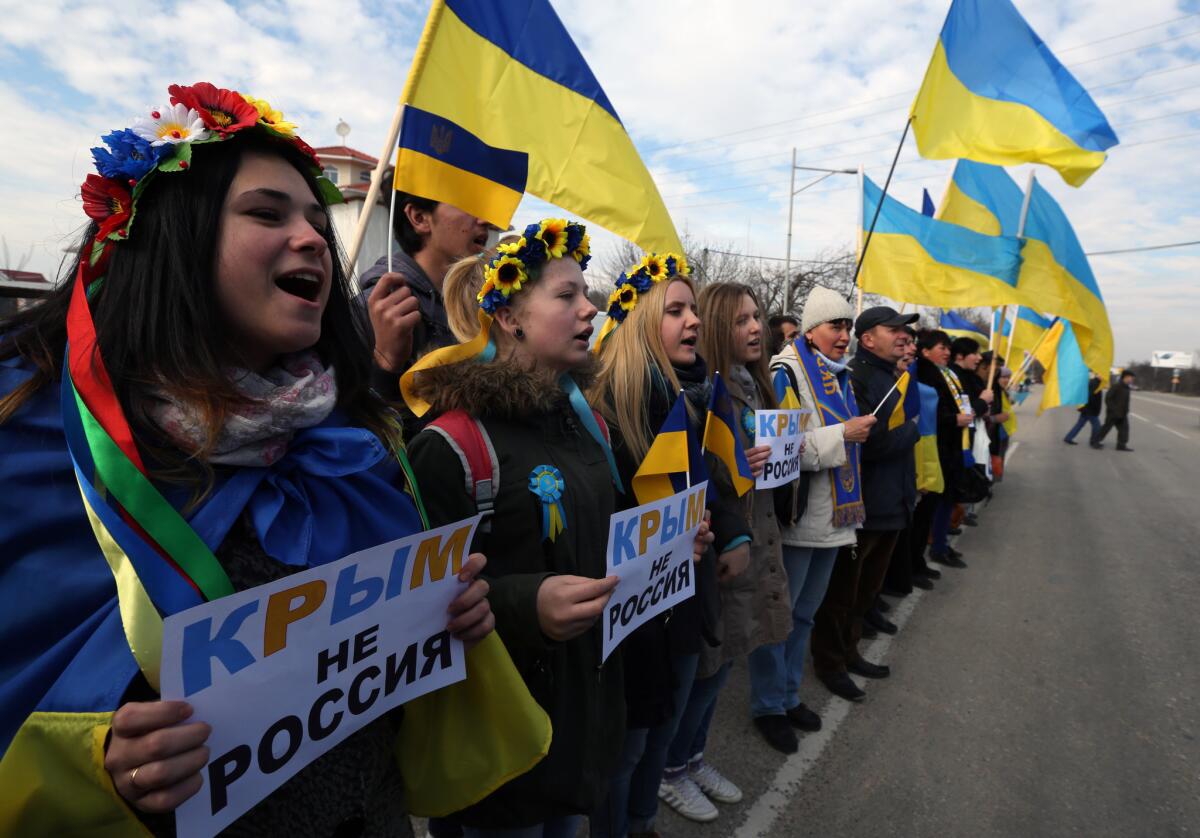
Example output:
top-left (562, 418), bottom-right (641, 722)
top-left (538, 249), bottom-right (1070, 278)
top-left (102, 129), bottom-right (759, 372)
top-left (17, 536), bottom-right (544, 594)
top-left (791, 340), bottom-right (865, 528)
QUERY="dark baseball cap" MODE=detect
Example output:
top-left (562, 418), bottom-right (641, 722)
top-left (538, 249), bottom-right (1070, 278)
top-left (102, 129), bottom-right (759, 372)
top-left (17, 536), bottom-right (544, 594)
top-left (855, 305), bottom-right (919, 337)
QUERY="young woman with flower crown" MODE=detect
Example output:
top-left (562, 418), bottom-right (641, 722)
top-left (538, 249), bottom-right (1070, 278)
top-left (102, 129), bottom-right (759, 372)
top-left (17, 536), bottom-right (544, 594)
top-left (588, 258), bottom-right (751, 834)
top-left (404, 221), bottom-right (635, 837)
top-left (0, 83), bottom-right (501, 836)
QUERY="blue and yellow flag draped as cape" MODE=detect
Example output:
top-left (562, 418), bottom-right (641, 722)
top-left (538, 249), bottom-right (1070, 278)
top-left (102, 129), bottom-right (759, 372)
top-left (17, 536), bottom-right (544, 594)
top-left (789, 340), bottom-right (865, 528)
top-left (397, 0), bottom-right (681, 251)
top-left (910, 0), bottom-right (1118, 186)
top-left (915, 381), bottom-right (945, 494)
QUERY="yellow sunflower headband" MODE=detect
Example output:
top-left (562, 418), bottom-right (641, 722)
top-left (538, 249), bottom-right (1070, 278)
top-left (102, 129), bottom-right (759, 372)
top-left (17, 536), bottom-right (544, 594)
top-left (592, 252), bottom-right (690, 353)
top-left (401, 218), bottom-right (590, 418)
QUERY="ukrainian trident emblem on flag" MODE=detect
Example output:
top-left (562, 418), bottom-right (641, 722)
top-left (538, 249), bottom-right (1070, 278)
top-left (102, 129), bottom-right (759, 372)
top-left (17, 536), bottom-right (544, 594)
top-left (529, 465), bottom-right (566, 542)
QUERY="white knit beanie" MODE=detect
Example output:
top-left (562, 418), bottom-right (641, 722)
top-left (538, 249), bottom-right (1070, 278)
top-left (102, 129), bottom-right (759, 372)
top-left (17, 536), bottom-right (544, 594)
top-left (800, 285), bottom-right (855, 335)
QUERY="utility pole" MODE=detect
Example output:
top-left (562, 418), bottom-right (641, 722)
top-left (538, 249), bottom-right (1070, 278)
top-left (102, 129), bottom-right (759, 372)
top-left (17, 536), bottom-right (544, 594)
top-left (783, 150), bottom-right (856, 314)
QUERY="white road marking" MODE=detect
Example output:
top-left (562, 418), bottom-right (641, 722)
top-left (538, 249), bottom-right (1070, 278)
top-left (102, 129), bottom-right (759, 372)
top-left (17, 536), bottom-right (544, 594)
top-left (1136, 395), bottom-right (1200, 414)
top-left (732, 588), bottom-right (925, 838)
top-left (1005, 441), bottom-right (1021, 465)
top-left (1130, 412), bottom-right (1150, 422)
top-left (1155, 423), bottom-right (1191, 440)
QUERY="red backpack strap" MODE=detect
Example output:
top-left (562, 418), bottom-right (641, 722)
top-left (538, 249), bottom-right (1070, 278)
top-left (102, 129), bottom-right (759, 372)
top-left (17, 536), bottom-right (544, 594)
top-left (425, 410), bottom-right (500, 531)
top-left (591, 409), bottom-right (611, 446)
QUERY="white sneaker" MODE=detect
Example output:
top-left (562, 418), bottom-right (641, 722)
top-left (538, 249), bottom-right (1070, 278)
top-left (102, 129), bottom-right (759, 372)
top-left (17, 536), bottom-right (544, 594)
top-left (689, 760), bottom-right (743, 804)
top-left (658, 775), bottom-right (718, 822)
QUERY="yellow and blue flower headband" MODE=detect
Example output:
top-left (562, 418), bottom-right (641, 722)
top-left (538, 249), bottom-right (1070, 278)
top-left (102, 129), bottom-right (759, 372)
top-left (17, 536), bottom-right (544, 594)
top-left (477, 218), bottom-right (591, 314)
top-left (591, 252), bottom-right (690, 353)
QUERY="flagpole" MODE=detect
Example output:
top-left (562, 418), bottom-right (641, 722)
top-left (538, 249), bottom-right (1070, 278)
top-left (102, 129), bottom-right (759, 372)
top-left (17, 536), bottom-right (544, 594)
top-left (1007, 320), bottom-right (1055, 390)
top-left (346, 103), bottom-right (406, 292)
top-left (849, 116), bottom-right (912, 302)
top-left (989, 170), bottom-right (1037, 391)
top-left (784, 147), bottom-right (796, 314)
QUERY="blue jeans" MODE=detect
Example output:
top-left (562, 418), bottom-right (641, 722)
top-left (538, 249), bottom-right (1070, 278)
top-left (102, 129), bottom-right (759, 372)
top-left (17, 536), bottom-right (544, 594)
top-left (931, 495), bottom-right (954, 555)
top-left (591, 653), bottom-right (700, 837)
top-left (1065, 413), bottom-right (1100, 442)
top-left (665, 662), bottom-right (731, 770)
top-left (747, 545), bottom-right (840, 717)
top-left (462, 816), bottom-right (581, 838)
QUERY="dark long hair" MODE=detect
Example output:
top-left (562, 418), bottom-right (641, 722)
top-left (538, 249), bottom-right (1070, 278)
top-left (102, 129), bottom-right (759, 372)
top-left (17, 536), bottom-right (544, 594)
top-left (0, 131), bottom-right (393, 489)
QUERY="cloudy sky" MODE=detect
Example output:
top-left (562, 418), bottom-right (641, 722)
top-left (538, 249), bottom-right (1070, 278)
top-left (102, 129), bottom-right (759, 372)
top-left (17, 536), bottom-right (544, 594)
top-left (2, 0), bottom-right (1197, 363)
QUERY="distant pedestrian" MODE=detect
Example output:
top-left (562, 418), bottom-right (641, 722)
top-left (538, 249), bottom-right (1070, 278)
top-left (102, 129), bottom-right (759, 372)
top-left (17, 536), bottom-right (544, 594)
top-left (767, 314), bottom-right (800, 357)
top-left (1092, 370), bottom-right (1136, 452)
top-left (1064, 373), bottom-right (1103, 445)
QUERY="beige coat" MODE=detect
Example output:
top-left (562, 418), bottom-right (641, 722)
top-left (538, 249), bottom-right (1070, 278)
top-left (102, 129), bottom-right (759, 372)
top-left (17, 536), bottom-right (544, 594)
top-left (769, 347), bottom-right (858, 550)
top-left (699, 368), bottom-right (792, 678)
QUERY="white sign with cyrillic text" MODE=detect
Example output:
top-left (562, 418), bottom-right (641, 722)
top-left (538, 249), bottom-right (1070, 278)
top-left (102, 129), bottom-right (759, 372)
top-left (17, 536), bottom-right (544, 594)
top-left (754, 409), bottom-right (808, 489)
top-left (160, 516), bottom-right (480, 838)
top-left (601, 482), bottom-right (707, 662)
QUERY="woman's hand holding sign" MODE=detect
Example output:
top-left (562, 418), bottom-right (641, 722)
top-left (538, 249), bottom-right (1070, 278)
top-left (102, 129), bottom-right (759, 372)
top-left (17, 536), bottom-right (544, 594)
top-left (537, 575), bottom-right (620, 642)
top-left (692, 511), bottom-right (715, 564)
top-left (745, 444), bottom-right (772, 478)
top-left (447, 552), bottom-right (494, 648)
top-left (105, 700), bottom-right (210, 813)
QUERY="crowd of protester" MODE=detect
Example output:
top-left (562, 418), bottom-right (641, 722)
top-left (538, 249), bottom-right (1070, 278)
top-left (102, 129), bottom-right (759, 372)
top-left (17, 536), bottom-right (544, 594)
top-left (0, 89), bottom-right (1022, 838)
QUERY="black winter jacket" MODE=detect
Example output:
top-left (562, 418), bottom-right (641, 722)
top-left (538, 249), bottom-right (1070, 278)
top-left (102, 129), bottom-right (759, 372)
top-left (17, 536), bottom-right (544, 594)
top-left (1080, 377), bottom-right (1103, 416)
top-left (406, 360), bottom-right (622, 827)
top-left (917, 357), bottom-right (964, 493)
top-left (850, 349), bottom-right (919, 530)
top-left (357, 250), bottom-right (456, 436)
top-left (1105, 379), bottom-right (1132, 419)
top-left (603, 357), bottom-right (748, 728)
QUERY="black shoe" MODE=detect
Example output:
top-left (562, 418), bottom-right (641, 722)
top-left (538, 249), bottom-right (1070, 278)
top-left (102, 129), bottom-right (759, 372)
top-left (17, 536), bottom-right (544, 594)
top-left (861, 622), bottom-right (878, 639)
top-left (875, 596), bottom-right (891, 613)
top-left (1090, 441), bottom-right (1104, 449)
top-left (821, 671), bottom-right (866, 702)
top-left (848, 658), bottom-right (891, 679)
top-left (1064, 438), bottom-right (1078, 445)
top-left (917, 565), bottom-right (942, 580)
top-left (753, 714), bottom-right (798, 754)
top-left (964, 514), bottom-right (979, 527)
top-left (931, 552), bottom-right (968, 569)
top-left (1117, 445), bottom-right (1133, 452)
top-left (912, 575), bottom-right (935, 590)
top-left (786, 702), bottom-right (822, 732)
top-left (865, 609), bottom-right (898, 635)
top-left (880, 586), bottom-right (908, 598)
top-left (948, 526), bottom-right (963, 536)
top-left (945, 546), bottom-right (964, 560)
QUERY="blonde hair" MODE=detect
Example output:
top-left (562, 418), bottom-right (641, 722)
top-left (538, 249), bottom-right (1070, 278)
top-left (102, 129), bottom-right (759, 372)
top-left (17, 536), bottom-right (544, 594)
top-left (590, 276), bottom-right (698, 462)
top-left (442, 234), bottom-right (526, 345)
top-left (697, 282), bottom-right (776, 410)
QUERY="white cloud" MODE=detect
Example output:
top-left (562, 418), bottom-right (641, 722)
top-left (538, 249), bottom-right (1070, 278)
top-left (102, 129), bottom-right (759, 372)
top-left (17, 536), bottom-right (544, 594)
top-left (1, 0), bottom-right (1196, 363)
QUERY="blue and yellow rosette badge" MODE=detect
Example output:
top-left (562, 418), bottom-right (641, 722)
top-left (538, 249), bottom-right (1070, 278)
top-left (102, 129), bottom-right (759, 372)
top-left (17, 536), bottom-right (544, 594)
top-left (528, 465), bottom-right (566, 542)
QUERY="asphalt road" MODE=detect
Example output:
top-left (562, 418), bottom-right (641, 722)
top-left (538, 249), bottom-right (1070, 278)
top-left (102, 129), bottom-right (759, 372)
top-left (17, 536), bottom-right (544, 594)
top-left (652, 387), bottom-right (1200, 838)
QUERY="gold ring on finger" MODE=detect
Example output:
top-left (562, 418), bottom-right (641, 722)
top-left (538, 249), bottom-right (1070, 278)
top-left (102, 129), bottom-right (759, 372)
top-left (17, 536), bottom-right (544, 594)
top-left (129, 766), bottom-right (143, 791)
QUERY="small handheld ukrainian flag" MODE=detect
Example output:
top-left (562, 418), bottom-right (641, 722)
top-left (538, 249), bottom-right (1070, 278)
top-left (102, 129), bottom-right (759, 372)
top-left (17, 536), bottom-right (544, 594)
top-left (1033, 319), bottom-right (1090, 414)
top-left (910, 0), bottom-right (1119, 186)
top-left (632, 394), bottom-right (706, 506)
top-left (888, 364), bottom-right (921, 431)
top-left (772, 367), bottom-right (803, 411)
top-left (703, 372), bottom-right (755, 497)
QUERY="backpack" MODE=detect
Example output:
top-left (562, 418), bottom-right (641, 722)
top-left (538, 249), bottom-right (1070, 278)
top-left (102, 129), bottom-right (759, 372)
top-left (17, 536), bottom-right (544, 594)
top-left (426, 408), bottom-right (611, 534)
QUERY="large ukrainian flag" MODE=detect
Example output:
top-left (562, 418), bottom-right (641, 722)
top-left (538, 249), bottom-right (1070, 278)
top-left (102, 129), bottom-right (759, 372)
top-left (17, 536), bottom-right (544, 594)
top-left (394, 105), bottom-right (529, 229)
top-left (1032, 319), bottom-right (1090, 413)
top-left (936, 159), bottom-right (1024, 237)
top-left (939, 311), bottom-right (989, 350)
top-left (1020, 179), bottom-right (1114, 378)
top-left (910, 0), bottom-right (1118, 187)
top-left (859, 174), bottom-right (1023, 307)
top-left (398, 0), bottom-right (682, 251)
top-left (1008, 306), bottom-right (1054, 366)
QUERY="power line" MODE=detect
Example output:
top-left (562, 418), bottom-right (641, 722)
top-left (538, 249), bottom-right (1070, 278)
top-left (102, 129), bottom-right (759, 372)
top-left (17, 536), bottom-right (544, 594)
top-left (646, 21), bottom-right (1200, 159)
top-left (694, 239), bottom-right (1200, 264)
top-left (1055, 12), bottom-right (1200, 53)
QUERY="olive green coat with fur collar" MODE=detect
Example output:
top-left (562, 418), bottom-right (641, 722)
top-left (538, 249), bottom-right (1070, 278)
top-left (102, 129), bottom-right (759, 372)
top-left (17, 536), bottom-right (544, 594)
top-left (406, 360), bottom-right (624, 828)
